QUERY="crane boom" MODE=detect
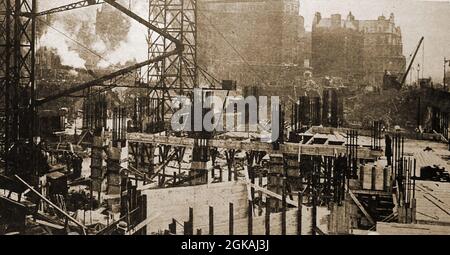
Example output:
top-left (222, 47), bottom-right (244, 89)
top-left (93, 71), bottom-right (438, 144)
top-left (400, 36), bottom-right (424, 86)
top-left (36, 50), bottom-right (177, 106)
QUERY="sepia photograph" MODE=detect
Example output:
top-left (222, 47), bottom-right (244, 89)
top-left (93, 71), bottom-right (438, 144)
top-left (1, 0), bottom-right (450, 241)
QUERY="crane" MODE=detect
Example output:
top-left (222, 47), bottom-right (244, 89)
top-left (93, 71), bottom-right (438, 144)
top-left (36, 0), bottom-right (184, 106)
top-left (0, 0), bottom-right (185, 179)
top-left (35, 0), bottom-right (184, 105)
top-left (383, 36), bottom-right (424, 90)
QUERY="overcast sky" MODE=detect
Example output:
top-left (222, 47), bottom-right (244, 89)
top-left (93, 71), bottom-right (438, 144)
top-left (38, 0), bottom-right (450, 83)
top-left (300, 0), bottom-right (450, 83)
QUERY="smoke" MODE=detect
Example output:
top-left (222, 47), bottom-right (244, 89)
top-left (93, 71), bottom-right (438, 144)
top-left (39, 19), bottom-right (86, 68)
top-left (37, 0), bottom-right (148, 69)
top-left (97, 0), bottom-right (149, 68)
top-left (97, 14), bottom-right (148, 68)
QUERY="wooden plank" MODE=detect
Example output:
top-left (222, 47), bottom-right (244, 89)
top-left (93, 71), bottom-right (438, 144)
top-left (14, 175), bottom-right (88, 235)
top-left (377, 222), bottom-right (450, 235)
top-left (127, 133), bottom-right (380, 159)
top-left (310, 126), bottom-right (444, 142)
top-left (246, 181), bottom-right (298, 207)
top-left (35, 219), bottom-right (65, 230)
top-left (352, 189), bottom-right (391, 196)
top-left (125, 213), bottom-right (160, 235)
top-left (348, 189), bottom-right (375, 226)
top-left (315, 226), bottom-right (327, 235)
top-left (243, 166), bottom-right (253, 201)
top-left (0, 195), bottom-right (27, 210)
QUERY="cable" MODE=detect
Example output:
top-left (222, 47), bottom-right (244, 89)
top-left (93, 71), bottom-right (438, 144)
top-left (37, 16), bottom-right (115, 68)
top-left (422, 39), bottom-right (425, 79)
top-left (198, 10), bottom-right (272, 87)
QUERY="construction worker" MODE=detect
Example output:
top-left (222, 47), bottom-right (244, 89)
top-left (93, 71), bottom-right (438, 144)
top-left (385, 134), bottom-right (392, 166)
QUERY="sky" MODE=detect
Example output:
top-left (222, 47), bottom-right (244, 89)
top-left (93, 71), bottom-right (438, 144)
top-left (300, 0), bottom-right (450, 83)
top-left (38, 0), bottom-right (149, 68)
top-left (37, 0), bottom-right (450, 83)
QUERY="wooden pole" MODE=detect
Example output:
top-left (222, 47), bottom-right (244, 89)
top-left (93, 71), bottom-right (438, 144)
top-left (15, 175), bottom-right (88, 235)
top-left (298, 191), bottom-right (303, 235)
top-left (282, 177), bottom-right (287, 235)
top-left (229, 203), bottom-right (234, 235)
top-left (258, 173), bottom-right (263, 216)
top-left (248, 200), bottom-right (253, 235)
top-left (170, 218), bottom-right (177, 234)
top-left (173, 172), bottom-right (177, 187)
top-left (140, 195), bottom-right (147, 235)
top-left (311, 163), bottom-right (317, 235)
top-left (209, 206), bottom-right (214, 235)
top-left (189, 207), bottom-right (193, 235)
top-left (226, 151), bottom-right (232, 182)
top-left (184, 207), bottom-right (194, 235)
top-left (265, 197), bottom-right (270, 235)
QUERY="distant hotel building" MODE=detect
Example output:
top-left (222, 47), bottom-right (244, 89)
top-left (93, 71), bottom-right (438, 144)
top-left (312, 12), bottom-right (406, 86)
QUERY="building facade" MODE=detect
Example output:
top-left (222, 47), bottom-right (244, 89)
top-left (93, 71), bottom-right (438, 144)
top-left (197, 0), bottom-right (305, 91)
top-left (312, 12), bottom-right (364, 82)
top-left (311, 12), bottom-right (406, 86)
top-left (360, 13), bottom-right (405, 86)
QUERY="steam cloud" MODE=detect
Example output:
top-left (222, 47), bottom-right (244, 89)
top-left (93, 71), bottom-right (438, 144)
top-left (38, 0), bottom-right (148, 69)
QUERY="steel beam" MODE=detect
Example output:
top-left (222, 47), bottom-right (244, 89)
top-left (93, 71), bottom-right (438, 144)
top-left (36, 0), bottom-right (103, 16)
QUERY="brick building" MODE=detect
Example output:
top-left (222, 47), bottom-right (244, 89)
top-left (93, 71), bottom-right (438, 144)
top-left (311, 12), bottom-right (406, 86)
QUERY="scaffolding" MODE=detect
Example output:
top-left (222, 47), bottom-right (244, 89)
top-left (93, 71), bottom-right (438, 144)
top-left (0, 0), bottom-right (36, 175)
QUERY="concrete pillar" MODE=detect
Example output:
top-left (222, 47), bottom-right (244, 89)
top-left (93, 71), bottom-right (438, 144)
top-left (190, 139), bottom-right (210, 185)
top-left (105, 140), bottom-right (128, 213)
top-left (190, 161), bottom-right (209, 185)
top-left (145, 144), bottom-right (154, 175)
top-left (268, 154), bottom-right (284, 211)
top-left (90, 129), bottom-right (107, 200)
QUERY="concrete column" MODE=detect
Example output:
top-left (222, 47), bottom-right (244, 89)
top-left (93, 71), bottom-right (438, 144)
top-left (268, 154), bottom-right (284, 211)
top-left (190, 139), bottom-right (210, 185)
top-left (90, 129), bottom-right (107, 200)
top-left (105, 140), bottom-right (128, 213)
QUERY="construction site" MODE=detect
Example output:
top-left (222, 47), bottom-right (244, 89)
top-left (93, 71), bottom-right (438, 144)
top-left (1, 0), bottom-right (450, 236)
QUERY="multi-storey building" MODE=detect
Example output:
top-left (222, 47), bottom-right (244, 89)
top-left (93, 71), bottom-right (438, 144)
top-left (198, 0), bottom-right (305, 90)
top-left (312, 12), bottom-right (364, 82)
top-left (360, 13), bottom-right (406, 86)
top-left (311, 12), bottom-right (406, 86)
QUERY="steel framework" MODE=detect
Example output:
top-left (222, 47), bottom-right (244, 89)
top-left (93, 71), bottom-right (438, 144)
top-left (0, 0), bottom-right (36, 174)
top-left (147, 0), bottom-right (198, 115)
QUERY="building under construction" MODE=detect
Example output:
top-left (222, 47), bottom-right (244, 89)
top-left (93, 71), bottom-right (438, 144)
top-left (1, 0), bottom-right (450, 236)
